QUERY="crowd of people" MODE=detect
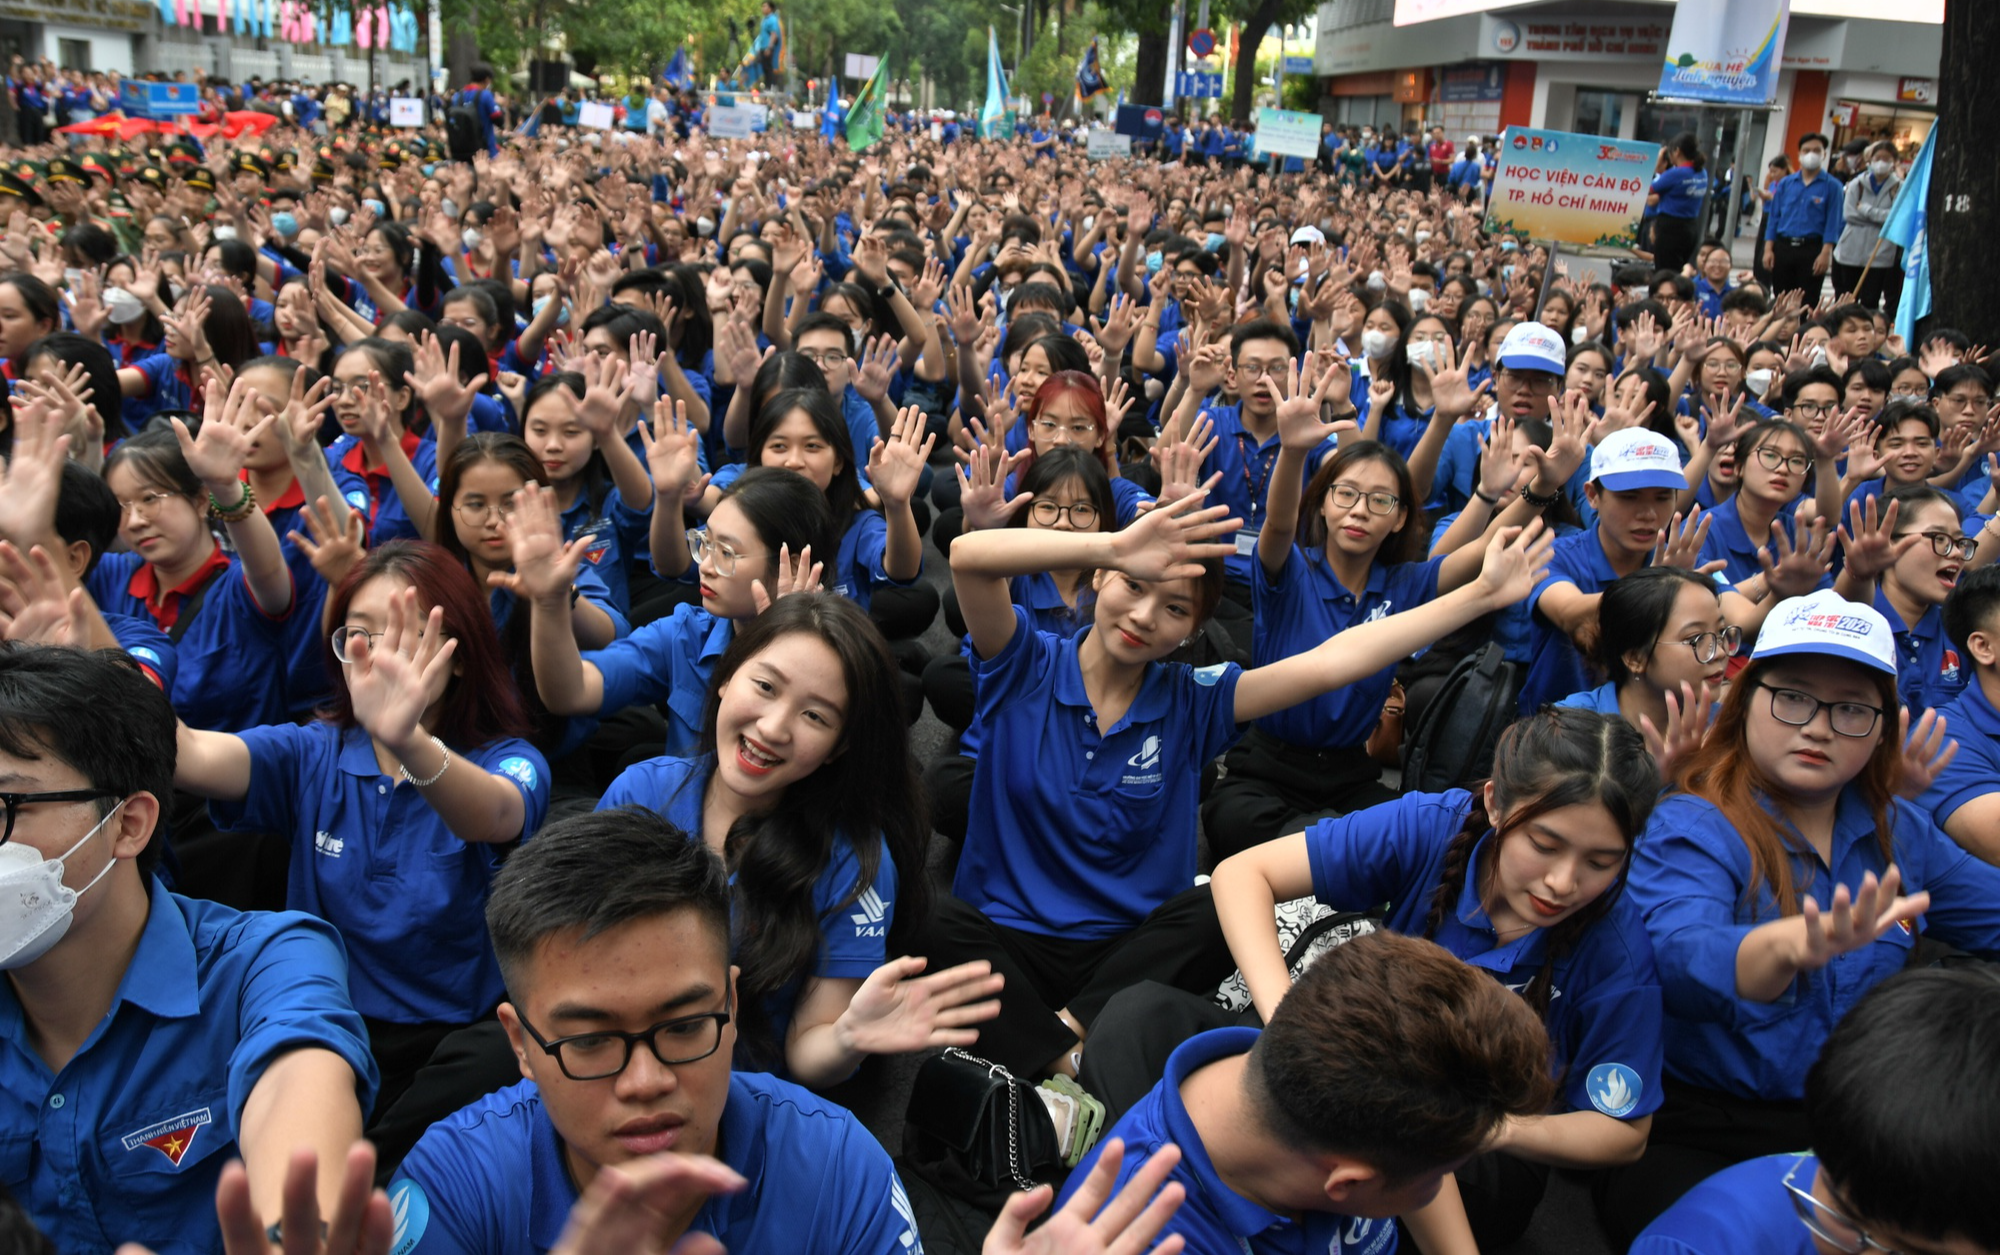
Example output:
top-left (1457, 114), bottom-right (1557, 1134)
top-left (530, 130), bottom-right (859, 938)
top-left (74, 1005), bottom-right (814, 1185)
top-left (0, 62), bottom-right (1993, 1255)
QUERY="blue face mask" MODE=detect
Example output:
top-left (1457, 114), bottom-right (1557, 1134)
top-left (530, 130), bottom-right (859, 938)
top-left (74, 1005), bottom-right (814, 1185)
top-left (1501, 264), bottom-right (1516, 284)
top-left (270, 211), bottom-right (299, 239)
top-left (532, 295), bottom-right (570, 328)
top-left (1499, 240), bottom-right (1519, 253)
top-left (1204, 232), bottom-right (1225, 252)
top-left (362, 198), bottom-right (386, 217)
top-left (1145, 250), bottom-right (1164, 274)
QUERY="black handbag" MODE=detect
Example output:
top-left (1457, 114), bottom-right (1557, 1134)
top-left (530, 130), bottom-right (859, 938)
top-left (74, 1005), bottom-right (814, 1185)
top-left (902, 1048), bottom-right (1064, 1211)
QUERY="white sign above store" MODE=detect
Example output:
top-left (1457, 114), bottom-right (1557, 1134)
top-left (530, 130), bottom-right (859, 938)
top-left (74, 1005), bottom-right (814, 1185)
top-left (1481, 14), bottom-right (1669, 62)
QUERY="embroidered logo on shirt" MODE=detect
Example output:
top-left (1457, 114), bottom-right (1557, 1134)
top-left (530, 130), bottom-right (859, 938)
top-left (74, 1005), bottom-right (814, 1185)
top-left (129, 646), bottom-right (161, 665)
top-left (497, 756), bottom-right (539, 791)
top-left (345, 490), bottom-right (369, 510)
top-left (850, 886), bottom-right (891, 937)
top-left (314, 830), bottom-right (345, 858)
top-left (1942, 648), bottom-right (1961, 684)
top-left (1586, 1063), bottom-right (1643, 1119)
top-left (121, 1107), bottom-right (212, 1166)
top-left (1126, 735), bottom-right (1163, 771)
top-left (1339, 1218), bottom-right (1393, 1254)
top-left (1191, 663), bottom-right (1228, 687)
top-left (1363, 602), bottom-right (1391, 623)
top-left (388, 1179), bottom-right (430, 1255)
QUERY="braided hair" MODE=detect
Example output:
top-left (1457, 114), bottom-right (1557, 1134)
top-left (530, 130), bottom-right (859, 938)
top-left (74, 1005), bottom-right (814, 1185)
top-left (1420, 707), bottom-right (1660, 1018)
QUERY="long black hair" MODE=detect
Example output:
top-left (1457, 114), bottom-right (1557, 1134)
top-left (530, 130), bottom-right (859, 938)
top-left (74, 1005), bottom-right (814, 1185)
top-left (520, 371), bottom-right (614, 517)
top-left (750, 388), bottom-right (863, 524)
top-left (1421, 708), bottom-right (1659, 1018)
top-left (1592, 565), bottom-right (1723, 686)
top-left (696, 592), bottom-right (930, 1066)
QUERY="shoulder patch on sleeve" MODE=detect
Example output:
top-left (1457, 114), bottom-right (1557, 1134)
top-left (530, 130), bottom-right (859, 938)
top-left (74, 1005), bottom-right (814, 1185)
top-left (496, 756), bottom-right (540, 791)
top-left (1192, 663), bottom-right (1229, 687)
top-left (388, 1178), bottom-right (430, 1255)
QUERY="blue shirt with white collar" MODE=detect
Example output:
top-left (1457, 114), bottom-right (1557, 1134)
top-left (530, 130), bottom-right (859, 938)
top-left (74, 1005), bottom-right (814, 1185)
top-left (956, 606), bottom-right (1243, 939)
top-left (389, 1074), bottom-right (922, 1255)
top-left (1919, 677), bottom-right (2000, 831)
top-left (1629, 787), bottom-right (2000, 1101)
top-left (209, 721), bottom-right (550, 1025)
top-left (1058, 1027), bottom-right (1397, 1255)
top-left (1251, 544), bottom-right (1442, 749)
top-left (1629, 1153), bottom-right (1817, 1254)
top-left (0, 879), bottom-right (376, 1255)
top-left (1305, 791), bottom-right (1664, 1120)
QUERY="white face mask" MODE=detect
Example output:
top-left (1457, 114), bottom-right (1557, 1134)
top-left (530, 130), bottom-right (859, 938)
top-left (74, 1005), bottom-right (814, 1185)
top-left (1571, 322), bottom-right (1590, 346)
top-left (462, 227), bottom-right (483, 252)
top-left (1800, 151), bottom-right (1824, 172)
top-left (212, 224), bottom-right (238, 241)
top-left (1413, 230), bottom-right (1432, 245)
top-left (1746, 368), bottom-right (1774, 397)
top-left (1406, 340), bottom-right (1441, 371)
top-left (1408, 287), bottom-right (1430, 312)
top-left (103, 286), bottom-right (145, 324)
top-left (327, 206), bottom-right (350, 227)
top-left (440, 197), bottom-right (459, 219)
top-left (1807, 343), bottom-right (1829, 367)
top-left (1869, 160), bottom-right (1893, 179)
top-left (0, 800), bottom-right (124, 971)
top-left (1362, 328), bottom-right (1396, 360)
top-left (1365, 269), bottom-right (1387, 292)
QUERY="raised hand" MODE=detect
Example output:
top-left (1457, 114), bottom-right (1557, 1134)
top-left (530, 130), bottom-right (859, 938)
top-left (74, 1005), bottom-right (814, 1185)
top-left (831, 957), bottom-right (1004, 1056)
top-left (1835, 496), bottom-right (1920, 583)
top-left (1758, 515), bottom-right (1833, 598)
top-left (866, 405), bottom-right (935, 507)
top-left (1108, 491), bottom-right (1241, 582)
top-left (542, 1153), bottom-right (742, 1255)
top-left (578, 351), bottom-right (640, 443)
top-left (0, 541), bottom-right (91, 646)
top-left (1275, 353), bottom-right (1354, 449)
top-left (275, 360), bottom-right (337, 452)
top-left (1795, 866), bottom-right (1930, 974)
top-left (1814, 403), bottom-right (1868, 463)
top-left (289, 495), bottom-right (367, 591)
top-left (748, 543), bottom-right (823, 614)
top-left (1638, 680), bottom-right (1717, 782)
top-left (1523, 391), bottom-right (1591, 490)
top-left (638, 398), bottom-right (711, 504)
top-left (1652, 507), bottom-right (1724, 575)
top-left (1476, 413), bottom-right (1529, 503)
top-left (626, 329), bottom-right (662, 410)
top-left (174, 376), bottom-right (278, 488)
top-left (957, 442), bottom-right (1033, 532)
top-left (1896, 707), bottom-right (1958, 800)
top-left (1152, 414), bottom-right (1223, 506)
top-left (345, 586), bottom-right (457, 752)
top-left (1473, 519), bottom-right (1556, 608)
top-left (495, 483), bottom-right (593, 604)
top-left (981, 1139), bottom-right (1186, 1255)
top-left (0, 395), bottom-right (69, 544)
top-left (1420, 337), bottom-right (1488, 420)
top-left (413, 333), bottom-right (490, 435)
top-left (852, 333), bottom-right (899, 403)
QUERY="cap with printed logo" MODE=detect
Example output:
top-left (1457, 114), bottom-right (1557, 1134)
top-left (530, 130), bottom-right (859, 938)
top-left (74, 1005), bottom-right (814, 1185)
top-left (1495, 321), bottom-right (1566, 375)
top-left (1289, 224), bottom-right (1325, 246)
top-left (1589, 428), bottom-right (1685, 491)
top-left (1751, 590), bottom-right (1897, 677)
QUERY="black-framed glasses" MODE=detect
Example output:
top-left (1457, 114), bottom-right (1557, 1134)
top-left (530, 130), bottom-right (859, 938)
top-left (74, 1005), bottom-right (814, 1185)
top-left (1781, 1154), bottom-right (1904, 1254)
top-left (515, 1000), bottom-right (733, 1081)
top-left (1789, 401), bottom-right (1838, 419)
top-left (1496, 369), bottom-right (1562, 394)
top-left (1029, 499), bottom-right (1100, 528)
top-left (1681, 625), bottom-right (1742, 664)
top-left (0, 790), bottom-right (121, 845)
top-left (1754, 445), bottom-right (1811, 476)
top-left (1756, 683), bottom-right (1887, 739)
top-left (1894, 530), bottom-right (1978, 560)
top-left (1328, 484), bottom-right (1402, 516)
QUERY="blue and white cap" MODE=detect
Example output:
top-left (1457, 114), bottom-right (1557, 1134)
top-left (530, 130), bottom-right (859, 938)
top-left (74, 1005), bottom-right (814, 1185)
top-left (1495, 321), bottom-right (1566, 375)
top-left (1589, 428), bottom-right (1686, 491)
top-left (1752, 591), bottom-right (1898, 677)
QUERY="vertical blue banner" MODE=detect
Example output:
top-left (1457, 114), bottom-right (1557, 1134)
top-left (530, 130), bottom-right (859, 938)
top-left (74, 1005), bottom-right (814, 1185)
top-left (1658, 0), bottom-right (1790, 105)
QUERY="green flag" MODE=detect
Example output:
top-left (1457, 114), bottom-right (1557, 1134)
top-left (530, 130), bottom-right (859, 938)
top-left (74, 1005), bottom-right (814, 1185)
top-left (845, 54), bottom-right (889, 151)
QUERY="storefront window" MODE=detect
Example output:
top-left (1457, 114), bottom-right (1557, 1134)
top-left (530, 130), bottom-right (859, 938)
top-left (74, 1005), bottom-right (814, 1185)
top-left (1574, 90), bottom-right (1625, 137)
top-left (1832, 103), bottom-right (1934, 160)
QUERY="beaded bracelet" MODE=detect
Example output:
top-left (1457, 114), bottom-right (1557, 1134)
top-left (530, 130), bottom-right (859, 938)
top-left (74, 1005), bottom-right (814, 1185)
top-left (208, 481), bottom-right (258, 523)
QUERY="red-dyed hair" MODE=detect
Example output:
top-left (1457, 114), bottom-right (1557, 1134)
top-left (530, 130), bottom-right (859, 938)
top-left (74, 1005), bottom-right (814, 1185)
top-left (1022, 370), bottom-right (1116, 480)
top-left (322, 540), bottom-right (532, 748)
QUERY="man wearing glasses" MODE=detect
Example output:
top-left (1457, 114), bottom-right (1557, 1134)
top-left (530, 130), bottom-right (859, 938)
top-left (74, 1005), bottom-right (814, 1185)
top-left (0, 645), bottom-right (376, 1255)
top-left (388, 807), bottom-right (923, 1255)
top-left (1630, 966), bottom-right (2000, 1255)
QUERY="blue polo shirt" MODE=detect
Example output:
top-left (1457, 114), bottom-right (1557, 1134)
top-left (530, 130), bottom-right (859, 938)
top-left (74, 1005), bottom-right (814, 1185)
top-left (1694, 276), bottom-right (1732, 321)
top-left (104, 610), bottom-right (179, 693)
top-left (1919, 678), bottom-right (2000, 831)
top-left (0, 879), bottom-right (376, 1255)
top-left (1629, 788), bottom-right (2000, 1101)
top-left (390, 1073), bottom-right (919, 1255)
top-left (1630, 1154), bottom-right (1816, 1254)
top-left (1521, 527), bottom-right (1629, 714)
top-left (596, 754), bottom-right (895, 1062)
top-left (955, 607), bottom-right (1242, 939)
top-left (1763, 170), bottom-right (1845, 243)
top-left (87, 551), bottom-right (291, 734)
top-left (1875, 587), bottom-right (1965, 713)
top-left (830, 508), bottom-right (910, 612)
top-left (1555, 681), bottom-right (1622, 714)
top-left (1059, 1028), bottom-right (1397, 1255)
top-left (1696, 495), bottom-right (1813, 589)
top-left (1197, 403), bottom-right (1336, 583)
top-left (559, 490), bottom-right (631, 616)
top-left (1305, 791), bottom-right (1664, 1120)
top-left (1251, 545), bottom-right (1443, 749)
top-left (584, 602), bottom-right (735, 757)
top-left (327, 433), bottom-right (441, 546)
top-left (1651, 164), bottom-right (1710, 220)
top-left (209, 721), bottom-right (550, 1025)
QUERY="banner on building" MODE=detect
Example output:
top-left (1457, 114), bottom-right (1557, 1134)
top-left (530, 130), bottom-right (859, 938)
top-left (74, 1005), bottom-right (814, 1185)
top-left (1483, 127), bottom-right (1657, 250)
top-left (1657, 0), bottom-right (1790, 105)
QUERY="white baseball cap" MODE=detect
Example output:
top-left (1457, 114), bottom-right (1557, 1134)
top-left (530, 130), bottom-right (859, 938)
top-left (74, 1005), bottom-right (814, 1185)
top-left (1589, 428), bottom-right (1685, 491)
top-left (1289, 225), bottom-right (1325, 246)
top-left (1751, 591), bottom-right (1898, 677)
top-left (1495, 321), bottom-right (1566, 376)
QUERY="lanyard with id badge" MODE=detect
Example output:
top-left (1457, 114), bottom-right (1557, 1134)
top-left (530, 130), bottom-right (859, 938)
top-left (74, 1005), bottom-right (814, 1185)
top-left (1233, 431), bottom-right (1275, 556)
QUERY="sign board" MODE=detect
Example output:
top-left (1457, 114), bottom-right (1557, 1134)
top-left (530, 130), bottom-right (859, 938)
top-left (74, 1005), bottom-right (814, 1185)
top-left (1439, 63), bottom-right (1505, 103)
top-left (1187, 26), bottom-right (1216, 57)
top-left (1253, 107), bottom-right (1321, 159)
top-left (1897, 76), bottom-right (1938, 104)
top-left (1086, 131), bottom-right (1132, 159)
top-left (1176, 71), bottom-right (1223, 99)
top-left (1483, 127), bottom-right (1656, 250)
top-left (1481, 15), bottom-right (1669, 62)
top-left (1283, 56), bottom-right (1315, 74)
top-left (119, 80), bottom-right (201, 118)
top-left (843, 53), bottom-right (879, 80)
top-left (577, 101), bottom-right (614, 129)
top-left (707, 104), bottom-right (756, 138)
top-left (790, 110), bottom-right (817, 128)
top-left (389, 97), bottom-right (424, 127)
top-left (1657, 0), bottom-right (1789, 106)
top-left (1114, 103), bottom-right (1165, 142)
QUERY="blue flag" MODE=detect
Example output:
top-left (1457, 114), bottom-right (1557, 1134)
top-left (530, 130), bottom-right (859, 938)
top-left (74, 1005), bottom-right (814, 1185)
top-left (1881, 126), bottom-right (1934, 347)
top-left (981, 27), bottom-right (1011, 140)
top-left (662, 48), bottom-right (692, 91)
top-left (1075, 37), bottom-right (1108, 104)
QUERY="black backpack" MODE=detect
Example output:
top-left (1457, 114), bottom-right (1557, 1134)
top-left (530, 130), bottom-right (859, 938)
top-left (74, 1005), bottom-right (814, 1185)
top-left (1401, 643), bottom-right (1522, 792)
top-left (445, 92), bottom-right (481, 161)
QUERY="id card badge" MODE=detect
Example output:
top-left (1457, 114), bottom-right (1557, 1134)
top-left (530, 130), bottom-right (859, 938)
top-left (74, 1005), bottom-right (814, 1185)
top-left (1235, 528), bottom-right (1260, 557)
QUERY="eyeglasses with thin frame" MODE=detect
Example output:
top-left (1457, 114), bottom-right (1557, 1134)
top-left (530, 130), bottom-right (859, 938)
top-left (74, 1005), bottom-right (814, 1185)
top-left (329, 625), bottom-right (430, 665)
top-left (1894, 530), bottom-right (1978, 561)
top-left (1680, 625), bottom-right (1743, 664)
top-left (1328, 484), bottom-right (1402, 516)
top-left (687, 528), bottom-right (744, 576)
top-left (1781, 1154), bottom-right (1905, 1255)
top-left (453, 494), bottom-right (521, 525)
top-left (1233, 359), bottom-right (1288, 380)
top-left (1030, 418), bottom-right (1098, 440)
top-left (1028, 499), bottom-right (1099, 528)
top-left (116, 490), bottom-right (185, 520)
top-left (797, 348), bottom-right (848, 368)
top-left (1754, 445), bottom-right (1812, 476)
top-left (0, 790), bottom-right (121, 845)
top-left (515, 1000), bottom-right (733, 1081)
top-left (1756, 682), bottom-right (1887, 739)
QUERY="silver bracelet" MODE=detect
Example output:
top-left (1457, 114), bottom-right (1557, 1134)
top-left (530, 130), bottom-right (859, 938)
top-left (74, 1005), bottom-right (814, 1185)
top-left (398, 735), bottom-right (451, 787)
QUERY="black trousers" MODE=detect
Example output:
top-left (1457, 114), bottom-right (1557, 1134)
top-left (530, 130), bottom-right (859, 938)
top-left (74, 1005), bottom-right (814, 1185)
top-left (1651, 214), bottom-right (1701, 277)
top-left (911, 889), bottom-right (1235, 1078)
top-left (367, 1019), bottom-right (522, 1181)
top-left (1591, 1079), bottom-right (1809, 1249)
top-left (1200, 728), bottom-right (1395, 861)
top-left (1767, 237), bottom-right (1827, 304)
top-left (1830, 261), bottom-right (1902, 317)
top-left (360, 1014), bottom-right (491, 1146)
